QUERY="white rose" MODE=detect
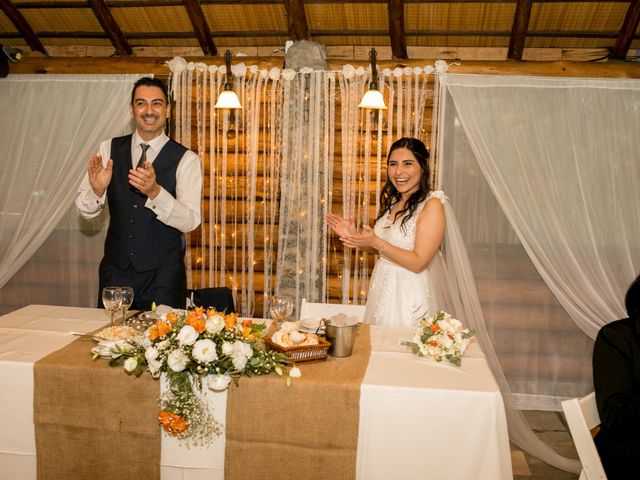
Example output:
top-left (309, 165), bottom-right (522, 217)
top-left (167, 349), bottom-right (189, 372)
top-left (193, 339), bottom-right (218, 363)
top-left (231, 341), bottom-right (253, 370)
top-left (123, 357), bottom-right (137, 373)
top-left (289, 366), bottom-right (302, 378)
top-left (176, 325), bottom-right (198, 346)
top-left (205, 315), bottom-right (225, 334)
top-left (208, 373), bottom-right (232, 391)
top-left (145, 346), bottom-right (159, 362)
top-left (221, 341), bottom-right (234, 356)
top-left (147, 359), bottom-right (163, 377)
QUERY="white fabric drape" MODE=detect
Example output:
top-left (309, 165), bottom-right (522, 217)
top-left (169, 58), bottom-right (435, 317)
top-left (0, 74), bottom-right (143, 313)
top-left (435, 72), bottom-right (640, 472)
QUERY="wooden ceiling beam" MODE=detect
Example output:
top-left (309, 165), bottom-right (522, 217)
top-left (12, 0), bottom-right (633, 7)
top-left (87, 0), bottom-right (132, 56)
top-left (507, 0), bottom-right (532, 60)
top-left (1, 29), bottom-right (633, 40)
top-left (283, 0), bottom-right (310, 41)
top-left (0, 0), bottom-right (47, 55)
top-left (611, 0), bottom-right (640, 59)
top-left (387, 0), bottom-right (407, 59)
top-left (182, 0), bottom-right (217, 55)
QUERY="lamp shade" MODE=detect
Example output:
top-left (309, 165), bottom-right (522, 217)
top-left (214, 89), bottom-right (242, 109)
top-left (358, 88), bottom-right (387, 109)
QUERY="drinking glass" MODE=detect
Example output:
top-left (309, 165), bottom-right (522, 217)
top-left (269, 295), bottom-right (293, 327)
top-left (102, 287), bottom-right (122, 326)
top-left (120, 287), bottom-right (134, 324)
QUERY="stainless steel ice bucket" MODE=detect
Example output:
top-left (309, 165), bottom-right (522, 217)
top-left (325, 321), bottom-right (359, 357)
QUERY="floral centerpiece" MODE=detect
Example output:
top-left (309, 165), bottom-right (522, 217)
top-left (97, 307), bottom-right (298, 445)
top-left (403, 311), bottom-right (475, 367)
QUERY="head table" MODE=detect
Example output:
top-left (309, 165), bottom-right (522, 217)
top-left (0, 305), bottom-right (512, 479)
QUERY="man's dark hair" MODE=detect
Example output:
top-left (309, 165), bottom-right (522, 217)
top-left (626, 274), bottom-right (640, 319)
top-left (131, 77), bottom-right (169, 105)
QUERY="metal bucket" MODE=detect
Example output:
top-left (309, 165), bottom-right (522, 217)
top-left (325, 321), bottom-right (359, 357)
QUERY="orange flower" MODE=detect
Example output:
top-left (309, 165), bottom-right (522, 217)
top-left (206, 308), bottom-right (217, 317)
top-left (158, 409), bottom-right (188, 435)
top-left (148, 324), bottom-right (159, 341)
top-left (241, 319), bottom-right (253, 328)
top-left (430, 324), bottom-right (441, 332)
top-left (242, 326), bottom-right (253, 338)
top-left (429, 340), bottom-right (438, 347)
top-left (166, 312), bottom-right (179, 325)
top-left (149, 320), bottom-right (173, 340)
top-left (157, 321), bottom-right (173, 338)
top-left (186, 315), bottom-right (206, 334)
top-left (224, 314), bottom-right (238, 331)
top-left (194, 306), bottom-right (204, 318)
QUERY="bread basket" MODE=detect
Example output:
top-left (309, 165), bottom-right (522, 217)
top-left (264, 336), bottom-right (331, 363)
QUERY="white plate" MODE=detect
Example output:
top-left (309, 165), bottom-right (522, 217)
top-left (297, 317), bottom-right (323, 332)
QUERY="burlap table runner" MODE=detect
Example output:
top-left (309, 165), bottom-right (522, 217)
top-left (225, 324), bottom-right (371, 480)
top-left (34, 332), bottom-right (161, 480)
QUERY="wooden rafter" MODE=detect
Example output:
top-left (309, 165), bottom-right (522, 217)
top-left (507, 0), bottom-right (532, 60)
top-left (183, 0), bottom-right (217, 56)
top-left (283, 0), bottom-right (310, 41)
top-left (86, 0), bottom-right (132, 56)
top-left (611, 0), bottom-right (640, 59)
top-left (387, 0), bottom-right (407, 59)
top-left (0, 0), bottom-right (47, 55)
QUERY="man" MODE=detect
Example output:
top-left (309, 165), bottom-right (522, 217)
top-left (76, 77), bottom-right (202, 310)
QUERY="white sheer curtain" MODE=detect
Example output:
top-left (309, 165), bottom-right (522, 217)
top-left (0, 74), bottom-right (143, 314)
top-left (434, 72), bottom-right (640, 472)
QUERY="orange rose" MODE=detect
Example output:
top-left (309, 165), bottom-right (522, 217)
top-left (186, 315), bottom-right (206, 334)
top-left (430, 324), bottom-right (441, 332)
top-left (224, 315), bottom-right (237, 331)
top-left (148, 324), bottom-right (159, 341)
top-left (156, 321), bottom-right (173, 338)
top-left (158, 409), bottom-right (188, 435)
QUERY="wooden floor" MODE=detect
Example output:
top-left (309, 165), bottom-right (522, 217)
top-left (512, 411), bottom-right (580, 480)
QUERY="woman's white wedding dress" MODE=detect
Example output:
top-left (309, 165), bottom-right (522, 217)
top-left (364, 191), bottom-right (446, 327)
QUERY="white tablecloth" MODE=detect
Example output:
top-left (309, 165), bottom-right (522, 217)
top-left (0, 305), bottom-right (512, 479)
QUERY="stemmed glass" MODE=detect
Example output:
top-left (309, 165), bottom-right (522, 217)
top-left (269, 295), bottom-right (293, 328)
top-left (120, 287), bottom-right (134, 325)
top-left (102, 287), bottom-right (122, 326)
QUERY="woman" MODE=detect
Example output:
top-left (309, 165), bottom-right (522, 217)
top-left (326, 137), bottom-right (446, 327)
top-left (592, 274), bottom-right (640, 479)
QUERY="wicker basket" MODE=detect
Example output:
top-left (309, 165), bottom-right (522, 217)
top-left (265, 336), bottom-right (331, 363)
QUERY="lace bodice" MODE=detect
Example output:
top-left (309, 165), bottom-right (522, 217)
top-left (373, 190), bottom-right (446, 250)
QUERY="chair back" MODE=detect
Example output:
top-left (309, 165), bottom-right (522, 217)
top-left (299, 298), bottom-right (365, 322)
top-left (561, 392), bottom-right (607, 480)
top-left (188, 287), bottom-right (236, 313)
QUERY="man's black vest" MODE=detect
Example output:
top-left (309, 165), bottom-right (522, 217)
top-left (104, 134), bottom-right (187, 272)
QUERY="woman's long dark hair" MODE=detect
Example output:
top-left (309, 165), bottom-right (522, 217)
top-left (375, 137), bottom-right (431, 230)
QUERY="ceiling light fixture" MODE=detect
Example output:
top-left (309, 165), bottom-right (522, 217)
top-left (214, 50), bottom-right (242, 109)
top-left (358, 47), bottom-right (387, 110)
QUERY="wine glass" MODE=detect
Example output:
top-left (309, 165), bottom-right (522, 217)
top-left (120, 287), bottom-right (134, 324)
top-left (269, 295), bottom-right (293, 328)
top-left (102, 287), bottom-right (122, 326)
